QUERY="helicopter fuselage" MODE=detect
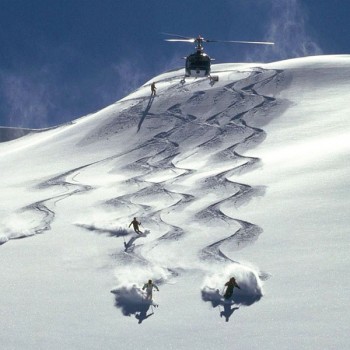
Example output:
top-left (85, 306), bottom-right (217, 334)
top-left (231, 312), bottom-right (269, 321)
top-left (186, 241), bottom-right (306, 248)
top-left (185, 51), bottom-right (211, 77)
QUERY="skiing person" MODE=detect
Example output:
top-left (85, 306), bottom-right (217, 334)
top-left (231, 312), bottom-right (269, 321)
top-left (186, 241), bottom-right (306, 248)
top-left (151, 82), bottom-right (156, 96)
top-left (129, 217), bottom-right (142, 234)
top-left (142, 279), bottom-right (159, 301)
top-left (223, 277), bottom-right (240, 300)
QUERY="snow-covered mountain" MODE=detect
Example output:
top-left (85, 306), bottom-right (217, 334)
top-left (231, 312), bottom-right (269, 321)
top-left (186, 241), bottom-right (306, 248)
top-left (1, 55), bottom-right (349, 350)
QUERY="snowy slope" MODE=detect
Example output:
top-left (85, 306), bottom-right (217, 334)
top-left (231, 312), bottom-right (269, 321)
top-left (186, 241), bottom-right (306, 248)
top-left (1, 55), bottom-right (350, 350)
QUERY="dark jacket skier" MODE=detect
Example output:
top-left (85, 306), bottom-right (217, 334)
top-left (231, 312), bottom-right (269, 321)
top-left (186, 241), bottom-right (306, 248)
top-left (142, 279), bottom-right (159, 300)
top-left (129, 217), bottom-right (142, 234)
top-left (151, 82), bottom-right (156, 96)
top-left (223, 277), bottom-right (240, 299)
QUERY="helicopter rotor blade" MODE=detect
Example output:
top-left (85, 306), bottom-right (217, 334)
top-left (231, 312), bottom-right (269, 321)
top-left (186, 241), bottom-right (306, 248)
top-left (162, 33), bottom-right (274, 45)
top-left (165, 38), bottom-right (196, 43)
top-left (161, 32), bottom-right (194, 40)
top-left (206, 39), bottom-right (274, 45)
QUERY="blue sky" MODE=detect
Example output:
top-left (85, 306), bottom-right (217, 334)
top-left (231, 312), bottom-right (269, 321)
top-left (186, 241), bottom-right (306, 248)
top-left (0, 0), bottom-right (349, 128)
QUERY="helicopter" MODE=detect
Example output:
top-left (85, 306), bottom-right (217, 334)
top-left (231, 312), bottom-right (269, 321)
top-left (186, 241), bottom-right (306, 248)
top-left (163, 33), bottom-right (274, 78)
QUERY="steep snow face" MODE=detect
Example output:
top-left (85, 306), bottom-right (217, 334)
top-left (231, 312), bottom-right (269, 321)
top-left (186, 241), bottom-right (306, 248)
top-left (0, 65), bottom-right (286, 247)
top-left (1, 56), bottom-right (350, 350)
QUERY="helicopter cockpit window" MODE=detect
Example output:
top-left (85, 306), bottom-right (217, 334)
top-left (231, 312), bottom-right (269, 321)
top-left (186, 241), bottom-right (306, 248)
top-left (187, 58), bottom-right (210, 69)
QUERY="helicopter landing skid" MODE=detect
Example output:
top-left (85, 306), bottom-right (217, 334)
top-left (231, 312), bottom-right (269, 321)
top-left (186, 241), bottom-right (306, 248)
top-left (180, 74), bottom-right (219, 85)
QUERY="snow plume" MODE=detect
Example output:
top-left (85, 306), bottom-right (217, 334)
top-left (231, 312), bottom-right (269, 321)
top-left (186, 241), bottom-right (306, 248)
top-left (111, 264), bottom-right (169, 319)
top-left (201, 264), bottom-right (263, 307)
top-left (113, 264), bottom-right (171, 290)
top-left (158, 53), bottom-right (184, 74)
top-left (0, 212), bottom-right (38, 242)
top-left (0, 235), bottom-right (8, 245)
top-left (111, 52), bottom-right (183, 101)
top-left (0, 70), bottom-right (54, 128)
top-left (75, 211), bottom-right (131, 238)
top-left (112, 58), bottom-right (150, 100)
top-left (77, 223), bottom-right (129, 238)
top-left (248, 0), bottom-right (322, 62)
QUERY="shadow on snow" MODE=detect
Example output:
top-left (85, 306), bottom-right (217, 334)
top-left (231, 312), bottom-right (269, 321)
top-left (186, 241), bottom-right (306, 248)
top-left (137, 94), bottom-right (155, 132)
top-left (201, 273), bottom-right (262, 322)
top-left (111, 286), bottom-right (156, 324)
top-left (123, 230), bottom-right (150, 252)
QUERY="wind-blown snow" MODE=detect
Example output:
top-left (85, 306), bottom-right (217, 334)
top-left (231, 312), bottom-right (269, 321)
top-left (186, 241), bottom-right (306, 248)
top-left (0, 55), bottom-right (349, 350)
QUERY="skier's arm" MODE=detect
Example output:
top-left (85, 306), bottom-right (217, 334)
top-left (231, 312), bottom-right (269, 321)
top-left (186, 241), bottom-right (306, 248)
top-left (223, 281), bottom-right (228, 291)
top-left (154, 284), bottom-right (159, 291)
top-left (235, 282), bottom-right (241, 289)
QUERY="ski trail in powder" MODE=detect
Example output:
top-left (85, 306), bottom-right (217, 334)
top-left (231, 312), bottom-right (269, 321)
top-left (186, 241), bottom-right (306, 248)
top-left (1, 66), bottom-right (287, 309)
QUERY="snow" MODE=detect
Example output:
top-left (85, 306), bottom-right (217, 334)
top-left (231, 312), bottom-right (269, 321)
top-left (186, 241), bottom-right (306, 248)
top-left (1, 55), bottom-right (350, 349)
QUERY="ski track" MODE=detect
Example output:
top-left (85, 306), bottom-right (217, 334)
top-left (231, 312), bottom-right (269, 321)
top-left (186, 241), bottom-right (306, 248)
top-left (2, 67), bottom-right (284, 300)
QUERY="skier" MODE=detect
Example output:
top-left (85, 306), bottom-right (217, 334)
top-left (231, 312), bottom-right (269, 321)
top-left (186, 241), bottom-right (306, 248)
top-left (142, 279), bottom-right (159, 301)
top-left (129, 217), bottom-right (142, 234)
top-left (223, 277), bottom-right (240, 300)
top-left (151, 82), bottom-right (156, 96)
